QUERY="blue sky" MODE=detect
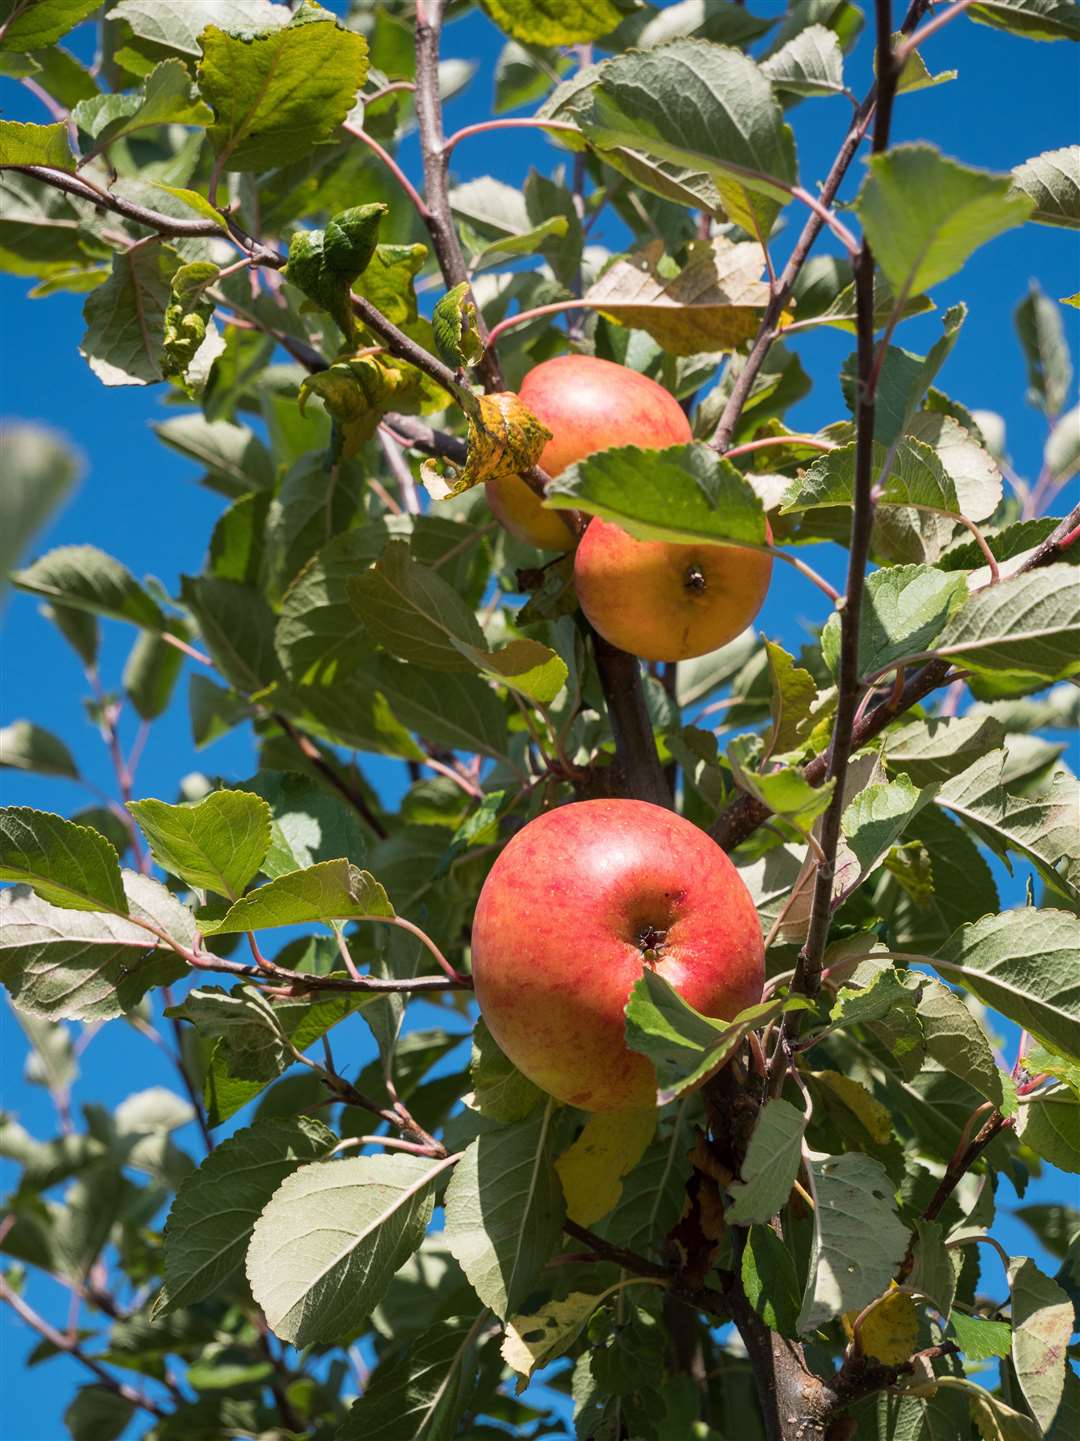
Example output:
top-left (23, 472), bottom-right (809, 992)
top-left (1, 3), bottom-right (1078, 1437)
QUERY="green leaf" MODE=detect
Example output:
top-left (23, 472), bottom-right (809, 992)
top-left (121, 627), bottom-right (184, 723)
top-left (761, 23), bottom-right (846, 96)
top-left (856, 144), bottom-right (1033, 299)
top-left (276, 523), bottom-right (389, 684)
top-left (247, 1151), bottom-right (456, 1345)
top-left (918, 978), bottom-right (1010, 1111)
top-left (198, 6), bottom-right (369, 173)
top-left (598, 1104), bottom-right (693, 1255)
top-left (374, 657), bottom-right (510, 763)
top-left (625, 967), bottom-right (782, 1105)
top-left (1009, 1256), bottom-right (1073, 1432)
top-left (349, 539), bottom-right (567, 704)
top-left (80, 238), bottom-right (181, 386)
top-left (160, 1115), bottom-right (334, 1314)
top-left (153, 412), bottom-right (274, 495)
top-left (242, 771), bottom-right (367, 880)
top-left (108, 0), bottom-right (287, 56)
top-left (433, 282), bottom-right (485, 369)
top-left (0, 0), bottom-right (102, 51)
top-left (349, 538), bottom-right (485, 673)
top-left (0, 721), bottom-right (79, 781)
top-left (1015, 281), bottom-right (1072, 416)
top-left (727, 1098), bottom-right (806, 1225)
top-left (180, 575), bottom-right (282, 695)
top-left (470, 1016), bottom-right (544, 1124)
top-left (969, 0), bottom-right (1080, 42)
top-left (285, 203), bottom-right (387, 344)
top-left (948, 1310), bottom-right (1013, 1360)
top-left (127, 791), bottom-right (271, 900)
top-left (839, 774), bottom-right (933, 892)
top-left (908, 1219), bottom-right (959, 1317)
top-left (821, 563), bottom-right (968, 680)
top-left (937, 750), bottom-right (1079, 905)
top-left (0, 118), bottom-right (73, 168)
top-left (339, 1315), bottom-right (481, 1440)
top-left (582, 235), bottom-right (772, 356)
top-left (932, 908), bottom-right (1080, 1063)
top-left (1012, 145), bottom-right (1080, 229)
top-left (72, 58), bottom-right (211, 151)
top-left (847, 304), bottom-right (966, 447)
top-left (762, 642), bottom-right (819, 756)
top-left (481, 0), bottom-right (623, 45)
top-left (797, 1151), bottom-right (908, 1333)
top-left (203, 858), bottom-right (393, 935)
top-left (728, 737), bottom-right (836, 831)
top-left (0, 807), bottom-right (126, 914)
top-left (884, 714), bottom-right (1006, 785)
top-left (189, 674), bottom-right (251, 749)
top-left (1046, 403), bottom-right (1080, 482)
top-left (0, 424), bottom-right (81, 592)
top-left (0, 874), bottom-right (190, 1020)
top-left (931, 565), bottom-right (1080, 691)
top-left (12, 544), bottom-right (164, 629)
top-left (63, 1384), bottom-right (134, 1441)
top-left (546, 441), bottom-right (768, 546)
top-left (742, 1224), bottom-right (802, 1339)
top-left (563, 38), bottom-right (797, 233)
top-left (444, 1102), bottom-right (565, 1319)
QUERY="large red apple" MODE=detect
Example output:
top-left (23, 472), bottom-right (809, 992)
top-left (485, 354), bottom-right (693, 551)
top-left (470, 799), bottom-right (764, 1111)
top-left (573, 518), bottom-right (773, 662)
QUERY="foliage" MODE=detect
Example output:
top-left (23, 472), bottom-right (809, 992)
top-left (1, 3), bottom-right (1078, 1441)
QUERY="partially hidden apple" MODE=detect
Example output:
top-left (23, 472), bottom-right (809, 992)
top-left (484, 354), bottom-right (693, 551)
top-left (470, 798), bottom-right (764, 1111)
top-left (573, 519), bottom-right (773, 663)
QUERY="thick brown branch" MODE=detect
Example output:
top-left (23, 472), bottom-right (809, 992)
top-left (591, 633), bottom-right (673, 809)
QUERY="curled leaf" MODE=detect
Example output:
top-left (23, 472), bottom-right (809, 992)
top-left (845, 1288), bottom-right (919, 1365)
top-left (162, 261), bottom-right (219, 387)
top-left (299, 356), bottom-right (426, 461)
top-left (285, 202), bottom-right (388, 342)
top-left (433, 282), bottom-right (485, 368)
top-left (421, 391), bottom-right (551, 501)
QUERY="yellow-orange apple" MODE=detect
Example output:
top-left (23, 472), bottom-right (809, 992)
top-left (485, 354), bottom-right (693, 551)
top-left (573, 518), bottom-right (773, 662)
top-left (470, 798), bottom-right (764, 1111)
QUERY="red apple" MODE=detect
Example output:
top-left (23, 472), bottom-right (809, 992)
top-left (573, 518), bottom-right (773, 662)
top-left (470, 798), bottom-right (764, 1111)
top-left (485, 354), bottom-right (693, 551)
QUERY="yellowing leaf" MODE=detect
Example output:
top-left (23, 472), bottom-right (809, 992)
top-left (844, 1288), bottom-right (919, 1364)
top-left (584, 236), bottom-right (775, 356)
top-left (811, 1070), bottom-right (893, 1146)
top-left (299, 355), bottom-right (428, 461)
top-left (501, 1290), bottom-right (606, 1389)
top-left (555, 1109), bottom-right (656, 1226)
top-left (421, 392), bottom-right (551, 501)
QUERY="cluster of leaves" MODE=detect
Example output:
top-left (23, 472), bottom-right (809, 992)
top-left (1, 2), bottom-right (1079, 1440)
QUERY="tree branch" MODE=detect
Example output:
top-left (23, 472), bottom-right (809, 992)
top-left (272, 712), bottom-right (389, 840)
top-left (414, 0), bottom-right (505, 391)
top-left (591, 633), bottom-right (673, 808)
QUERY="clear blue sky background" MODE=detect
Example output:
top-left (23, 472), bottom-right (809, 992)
top-left (1, 3), bottom-right (1078, 1437)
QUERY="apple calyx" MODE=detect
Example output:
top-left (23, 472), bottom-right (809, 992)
top-left (683, 564), bottom-right (707, 595)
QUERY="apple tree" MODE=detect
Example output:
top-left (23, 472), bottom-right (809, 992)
top-left (2, 2), bottom-right (1079, 1439)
